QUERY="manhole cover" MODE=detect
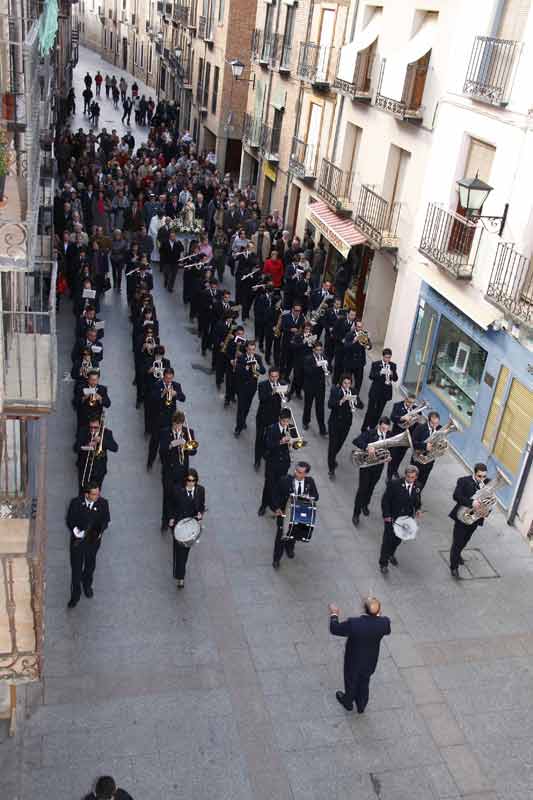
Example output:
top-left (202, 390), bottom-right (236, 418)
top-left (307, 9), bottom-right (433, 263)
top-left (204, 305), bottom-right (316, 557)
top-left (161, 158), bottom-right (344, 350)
top-left (439, 547), bottom-right (500, 579)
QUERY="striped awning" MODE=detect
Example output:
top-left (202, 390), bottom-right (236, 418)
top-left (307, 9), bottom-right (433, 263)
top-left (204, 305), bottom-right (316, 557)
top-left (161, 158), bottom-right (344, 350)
top-left (305, 200), bottom-right (366, 258)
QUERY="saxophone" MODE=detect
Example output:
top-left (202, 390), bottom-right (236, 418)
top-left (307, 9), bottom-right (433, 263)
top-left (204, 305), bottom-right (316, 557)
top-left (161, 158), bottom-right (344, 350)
top-left (220, 326), bottom-right (235, 353)
top-left (415, 418), bottom-right (460, 464)
top-left (456, 470), bottom-right (508, 524)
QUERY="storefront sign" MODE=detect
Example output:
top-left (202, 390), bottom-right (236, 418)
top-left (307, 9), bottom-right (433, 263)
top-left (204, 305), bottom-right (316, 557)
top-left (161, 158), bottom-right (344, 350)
top-left (306, 208), bottom-right (351, 258)
top-left (263, 163), bottom-right (277, 183)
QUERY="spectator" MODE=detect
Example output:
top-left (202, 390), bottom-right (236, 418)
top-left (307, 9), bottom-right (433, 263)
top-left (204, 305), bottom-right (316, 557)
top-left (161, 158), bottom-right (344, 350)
top-left (263, 249), bottom-right (284, 289)
top-left (82, 87), bottom-right (93, 114)
top-left (84, 72), bottom-right (92, 90)
top-left (105, 73), bottom-right (111, 98)
top-left (122, 97), bottom-right (132, 125)
top-left (83, 775), bottom-right (133, 800)
top-left (119, 77), bottom-right (127, 102)
top-left (112, 84), bottom-right (120, 109)
top-left (94, 71), bottom-right (103, 97)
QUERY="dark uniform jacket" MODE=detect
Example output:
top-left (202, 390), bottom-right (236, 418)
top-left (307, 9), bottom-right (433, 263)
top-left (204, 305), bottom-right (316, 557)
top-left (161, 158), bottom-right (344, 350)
top-left (256, 380), bottom-right (282, 426)
top-left (66, 495), bottom-right (111, 542)
top-left (75, 427), bottom-right (119, 478)
top-left (169, 483), bottom-right (206, 521)
top-left (330, 614), bottom-right (391, 675)
top-left (381, 478), bottom-right (421, 520)
top-left (449, 475), bottom-right (486, 527)
top-left (368, 360), bottom-right (398, 402)
top-left (328, 386), bottom-right (353, 426)
top-left (272, 474), bottom-right (319, 510)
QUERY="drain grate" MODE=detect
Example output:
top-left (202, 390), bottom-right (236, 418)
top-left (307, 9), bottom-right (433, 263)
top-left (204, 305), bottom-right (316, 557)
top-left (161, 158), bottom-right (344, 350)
top-left (439, 547), bottom-right (500, 579)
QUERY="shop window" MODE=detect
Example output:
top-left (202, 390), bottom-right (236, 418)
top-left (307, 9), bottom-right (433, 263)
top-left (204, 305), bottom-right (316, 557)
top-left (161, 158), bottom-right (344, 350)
top-left (403, 300), bottom-right (438, 397)
top-left (482, 366), bottom-right (510, 449)
top-left (492, 379), bottom-right (533, 474)
top-left (427, 316), bottom-right (488, 427)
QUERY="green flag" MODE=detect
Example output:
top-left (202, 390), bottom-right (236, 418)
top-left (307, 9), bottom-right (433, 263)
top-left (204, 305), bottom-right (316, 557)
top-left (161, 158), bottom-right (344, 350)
top-left (38, 0), bottom-right (59, 56)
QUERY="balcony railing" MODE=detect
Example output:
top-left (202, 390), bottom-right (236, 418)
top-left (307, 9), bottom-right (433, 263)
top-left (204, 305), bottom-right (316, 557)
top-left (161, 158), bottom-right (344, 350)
top-left (486, 242), bottom-right (533, 327)
top-left (251, 29), bottom-right (276, 64)
top-left (289, 137), bottom-right (319, 179)
top-left (243, 113), bottom-right (262, 148)
top-left (418, 203), bottom-right (481, 280)
top-left (173, 2), bottom-right (189, 24)
top-left (375, 59), bottom-right (427, 122)
top-left (463, 36), bottom-right (520, 106)
top-left (318, 159), bottom-right (354, 212)
top-left (297, 43), bottom-right (334, 86)
top-left (177, 57), bottom-right (193, 87)
top-left (198, 15), bottom-right (206, 39)
top-left (354, 185), bottom-right (401, 250)
top-left (334, 51), bottom-right (374, 102)
top-left (260, 124), bottom-right (282, 161)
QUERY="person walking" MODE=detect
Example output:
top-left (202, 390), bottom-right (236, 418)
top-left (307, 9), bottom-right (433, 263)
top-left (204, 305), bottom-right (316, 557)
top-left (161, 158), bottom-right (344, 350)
top-left (329, 596), bottom-right (391, 713)
top-left (112, 83), bottom-right (120, 109)
top-left (94, 71), bottom-right (103, 97)
top-left (82, 86), bottom-right (93, 115)
top-left (84, 72), bottom-right (92, 90)
top-left (105, 73), bottom-right (111, 98)
top-left (122, 96), bottom-right (132, 125)
top-left (119, 77), bottom-right (127, 102)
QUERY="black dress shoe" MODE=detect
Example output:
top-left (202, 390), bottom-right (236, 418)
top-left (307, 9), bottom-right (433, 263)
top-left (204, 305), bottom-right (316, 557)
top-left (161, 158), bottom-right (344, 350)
top-left (286, 551), bottom-right (295, 559)
top-left (146, 462), bottom-right (153, 472)
top-left (272, 560), bottom-right (280, 569)
top-left (335, 691), bottom-right (353, 711)
top-left (352, 514), bottom-right (360, 527)
top-left (356, 399), bottom-right (364, 410)
top-left (362, 506), bottom-right (370, 517)
top-left (83, 586), bottom-right (94, 598)
top-left (451, 568), bottom-right (460, 579)
top-left (257, 506), bottom-right (266, 516)
top-left (320, 430), bottom-right (328, 438)
top-left (234, 429), bottom-right (241, 437)
top-left (380, 564), bottom-right (389, 575)
top-left (458, 556), bottom-right (465, 565)
top-left (67, 598), bottom-right (78, 609)
top-left (328, 471), bottom-right (335, 480)
top-left (303, 423), bottom-right (310, 431)
top-left (389, 556), bottom-right (398, 567)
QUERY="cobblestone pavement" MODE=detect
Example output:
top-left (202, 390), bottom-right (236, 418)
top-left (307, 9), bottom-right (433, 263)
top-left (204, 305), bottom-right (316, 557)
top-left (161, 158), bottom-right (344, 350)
top-left (3, 46), bottom-right (533, 800)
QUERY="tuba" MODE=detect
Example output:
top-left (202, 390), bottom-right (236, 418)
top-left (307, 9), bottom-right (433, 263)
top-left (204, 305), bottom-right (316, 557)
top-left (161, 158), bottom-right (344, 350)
top-left (351, 429), bottom-right (412, 469)
top-left (456, 469), bottom-right (509, 525)
top-left (398, 401), bottom-right (428, 430)
top-left (414, 418), bottom-right (460, 464)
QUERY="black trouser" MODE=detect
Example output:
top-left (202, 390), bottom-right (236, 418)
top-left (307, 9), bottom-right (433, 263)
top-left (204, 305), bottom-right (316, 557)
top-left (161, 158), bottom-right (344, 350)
top-left (332, 348), bottom-right (344, 385)
top-left (325, 335), bottom-right (335, 368)
top-left (379, 521), bottom-right (402, 566)
top-left (215, 352), bottom-right (226, 388)
top-left (83, 98), bottom-right (91, 113)
top-left (96, 83), bottom-right (101, 96)
top-left (353, 464), bottom-right (383, 515)
top-left (173, 540), bottom-right (190, 579)
top-left (290, 362), bottom-right (304, 398)
top-left (273, 515), bottom-right (295, 563)
top-left (147, 426), bottom-right (161, 467)
top-left (235, 387), bottom-right (256, 431)
top-left (105, 85), bottom-right (110, 98)
top-left (264, 331), bottom-right (274, 364)
top-left (362, 395), bottom-right (387, 431)
top-left (351, 365), bottom-right (364, 396)
top-left (199, 315), bottom-right (211, 355)
top-left (164, 263), bottom-right (178, 291)
top-left (344, 663), bottom-right (372, 713)
top-left (411, 457), bottom-right (434, 490)
top-left (450, 521), bottom-right (479, 570)
top-left (70, 537), bottom-right (101, 601)
top-left (261, 463), bottom-right (287, 510)
top-left (111, 258), bottom-right (124, 289)
top-left (254, 420), bottom-right (266, 466)
top-left (225, 364), bottom-right (236, 402)
top-left (303, 388), bottom-right (326, 433)
top-left (387, 446), bottom-right (409, 480)
top-left (122, 109), bottom-right (131, 124)
top-left (255, 319), bottom-right (267, 351)
top-left (327, 419), bottom-right (351, 473)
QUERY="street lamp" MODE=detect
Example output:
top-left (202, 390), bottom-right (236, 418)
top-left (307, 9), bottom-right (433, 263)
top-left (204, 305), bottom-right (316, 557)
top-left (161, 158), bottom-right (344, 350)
top-left (174, 47), bottom-right (182, 60)
top-left (229, 59), bottom-right (255, 88)
top-left (456, 172), bottom-right (508, 236)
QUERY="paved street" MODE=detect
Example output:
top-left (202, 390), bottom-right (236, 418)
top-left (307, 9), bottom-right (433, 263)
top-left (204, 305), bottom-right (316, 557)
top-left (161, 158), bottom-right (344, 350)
top-left (2, 47), bottom-right (533, 800)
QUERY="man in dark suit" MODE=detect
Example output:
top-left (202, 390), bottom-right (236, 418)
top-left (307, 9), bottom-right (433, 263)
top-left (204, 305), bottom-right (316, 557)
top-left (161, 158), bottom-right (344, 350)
top-left (254, 367), bottom-right (283, 469)
top-left (327, 375), bottom-right (354, 478)
top-left (271, 461), bottom-right (319, 568)
top-left (410, 411), bottom-right (441, 490)
top-left (66, 483), bottom-right (111, 608)
top-left (168, 469), bottom-right (205, 587)
top-left (332, 308), bottom-right (356, 384)
top-left (449, 463), bottom-right (488, 578)
top-left (341, 321), bottom-right (371, 407)
top-left (234, 340), bottom-right (265, 436)
top-left (361, 350), bottom-right (398, 433)
top-left (352, 416), bottom-right (392, 526)
top-left (379, 465), bottom-right (422, 573)
top-left (329, 596), bottom-right (391, 712)
top-left (302, 340), bottom-right (328, 436)
top-left (146, 368), bottom-right (186, 469)
top-left (387, 395), bottom-right (418, 480)
top-left (75, 370), bottom-right (111, 434)
top-left (280, 303), bottom-right (304, 378)
top-left (71, 328), bottom-right (103, 366)
top-left (75, 416), bottom-right (119, 492)
top-left (197, 279), bottom-right (219, 357)
top-left (160, 230), bottom-right (184, 291)
top-left (159, 411), bottom-right (196, 531)
top-left (258, 408), bottom-right (292, 515)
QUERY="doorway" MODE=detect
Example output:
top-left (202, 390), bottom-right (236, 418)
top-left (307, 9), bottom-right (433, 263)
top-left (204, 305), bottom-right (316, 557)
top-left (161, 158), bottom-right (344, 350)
top-left (122, 38), bottom-right (128, 71)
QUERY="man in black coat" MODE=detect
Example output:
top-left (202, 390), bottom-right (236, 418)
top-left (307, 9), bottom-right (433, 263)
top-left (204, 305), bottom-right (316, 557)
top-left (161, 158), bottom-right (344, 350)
top-left (254, 367), bottom-right (283, 469)
top-left (146, 368), bottom-right (186, 469)
top-left (352, 416), bottom-right (392, 526)
top-left (66, 483), bottom-right (111, 608)
top-left (302, 341), bottom-right (328, 436)
top-left (234, 340), bottom-right (265, 436)
top-left (271, 462), bottom-right (319, 568)
top-left (332, 308), bottom-right (356, 384)
top-left (159, 411), bottom-right (196, 531)
top-left (258, 408), bottom-right (292, 515)
top-left (327, 375), bottom-right (354, 478)
top-left (253, 285), bottom-right (275, 356)
top-left (71, 328), bottom-right (103, 366)
top-left (168, 470), bottom-right (205, 587)
top-left (410, 411), bottom-right (441, 490)
top-left (197, 279), bottom-right (219, 357)
top-left (379, 466), bottom-right (422, 573)
top-left (75, 370), bottom-right (111, 433)
top-left (361, 348), bottom-right (398, 431)
top-left (329, 596), bottom-right (391, 713)
top-left (160, 230), bottom-right (184, 291)
top-left (84, 775), bottom-right (133, 800)
top-left (341, 321), bottom-right (371, 406)
top-left (449, 463), bottom-right (489, 578)
top-left (280, 302), bottom-right (304, 378)
top-left (75, 417), bottom-right (119, 492)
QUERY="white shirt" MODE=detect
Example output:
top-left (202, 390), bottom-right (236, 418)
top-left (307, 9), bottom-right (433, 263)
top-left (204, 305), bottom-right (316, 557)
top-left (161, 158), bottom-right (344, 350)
top-left (404, 483), bottom-right (412, 495)
top-left (85, 501), bottom-right (94, 509)
top-left (294, 479), bottom-right (304, 495)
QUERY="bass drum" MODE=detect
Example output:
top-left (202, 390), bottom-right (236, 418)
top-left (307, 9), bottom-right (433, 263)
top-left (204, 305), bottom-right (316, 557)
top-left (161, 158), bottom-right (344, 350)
top-left (173, 517), bottom-right (202, 546)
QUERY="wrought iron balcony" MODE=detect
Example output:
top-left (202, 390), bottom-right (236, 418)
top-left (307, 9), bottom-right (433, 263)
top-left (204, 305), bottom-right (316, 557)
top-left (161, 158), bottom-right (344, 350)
top-left (198, 14), bottom-right (206, 39)
top-left (486, 242), bottom-right (533, 327)
top-left (260, 124), bottom-right (282, 161)
top-left (419, 203), bottom-right (481, 280)
top-left (318, 160), bottom-right (354, 213)
top-left (289, 137), bottom-right (319, 180)
top-left (177, 56), bottom-right (193, 87)
top-left (463, 36), bottom-right (519, 106)
top-left (243, 113), bottom-right (262, 148)
top-left (173, 2), bottom-right (189, 25)
top-left (297, 43), bottom-right (334, 87)
top-left (354, 185), bottom-right (401, 250)
top-left (375, 59), bottom-right (427, 123)
top-left (266, 34), bottom-right (292, 71)
top-left (334, 50), bottom-right (374, 102)
top-left (251, 29), bottom-right (276, 65)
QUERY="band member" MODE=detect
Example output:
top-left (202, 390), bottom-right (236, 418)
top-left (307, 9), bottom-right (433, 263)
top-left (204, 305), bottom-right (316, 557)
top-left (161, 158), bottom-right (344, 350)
top-left (146, 367), bottom-right (186, 469)
top-left (352, 417), bottom-right (392, 526)
top-left (449, 463), bottom-right (488, 578)
top-left (342, 321), bottom-right (371, 407)
top-left (327, 375), bottom-right (354, 479)
top-left (134, 326), bottom-right (159, 407)
top-left (143, 345), bottom-right (171, 433)
top-left (160, 229), bottom-right (184, 292)
top-left (280, 303), bottom-right (304, 377)
top-left (410, 411), bottom-right (441, 490)
top-left (253, 284), bottom-right (275, 355)
top-left (168, 469), bottom-right (205, 588)
top-left (271, 462), bottom-right (319, 568)
top-left (254, 367), bottom-right (283, 469)
top-left (126, 260), bottom-right (153, 302)
top-left (182, 244), bottom-right (202, 310)
top-left (258, 408), bottom-right (292, 515)
top-left (387, 395), bottom-right (418, 480)
top-left (302, 341), bottom-right (328, 436)
top-left (71, 327), bottom-right (103, 366)
top-left (323, 297), bottom-right (343, 367)
top-left (289, 322), bottom-right (314, 400)
top-left (66, 482), bottom-right (111, 608)
top-left (235, 244), bottom-right (259, 320)
top-left (71, 346), bottom-right (96, 401)
top-left (224, 325), bottom-right (246, 407)
top-left (329, 596), bottom-right (391, 713)
top-left (234, 340), bottom-right (265, 436)
top-left (75, 305), bottom-right (104, 341)
top-left (75, 416), bottom-right (119, 492)
top-left (213, 313), bottom-right (234, 387)
top-left (379, 465), bottom-right (421, 574)
top-left (75, 370), bottom-right (111, 432)
top-left (198, 278), bottom-right (219, 357)
top-left (159, 411), bottom-right (196, 530)
top-left (332, 308), bottom-right (356, 384)
top-left (361, 348), bottom-right (398, 432)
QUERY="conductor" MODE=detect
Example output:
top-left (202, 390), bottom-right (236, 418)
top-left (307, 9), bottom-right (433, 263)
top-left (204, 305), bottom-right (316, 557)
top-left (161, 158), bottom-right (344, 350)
top-left (328, 596), bottom-right (391, 713)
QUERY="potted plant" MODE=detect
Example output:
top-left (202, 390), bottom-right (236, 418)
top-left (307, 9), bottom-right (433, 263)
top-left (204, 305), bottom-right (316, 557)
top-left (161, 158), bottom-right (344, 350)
top-left (0, 130), bottom-right (8, 203)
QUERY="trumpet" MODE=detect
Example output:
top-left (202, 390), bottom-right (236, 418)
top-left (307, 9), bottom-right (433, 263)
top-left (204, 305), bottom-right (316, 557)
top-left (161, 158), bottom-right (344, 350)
top-left (162, 384), bottom-right (174, 407)
top-left (344, 391), bottom-right (359, 412)
top-left (316, 357), bottom-right (330, 378)
top-left (246, 355), bottom-right (260, 380)
top-left (285, 408), bottom-right (307, 451)
top-left (303, 332), bottom-right (317, 347)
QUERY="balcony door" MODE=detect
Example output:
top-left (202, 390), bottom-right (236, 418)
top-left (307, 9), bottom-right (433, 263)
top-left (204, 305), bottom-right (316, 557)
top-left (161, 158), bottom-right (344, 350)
top-left (305, 102), bottom-right (322, 173)
top-left (317, 8), bottom-right (335, 81)
top-left (450, 137), bottom-right (495, 255)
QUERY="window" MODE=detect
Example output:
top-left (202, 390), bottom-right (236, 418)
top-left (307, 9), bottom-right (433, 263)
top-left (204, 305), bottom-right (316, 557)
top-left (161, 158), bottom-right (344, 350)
top-left (104, 29), bottom-right (107, 48)
top-left (272, 107), bottom-right (283, 152)
top-left (197, 57), bottom-right (204, 102)
top-left (497, 0), bottom-right (530, 39)
top-left (211, 66), bottom-right (219, 114)
top-left (340, 122), bottom-right (362, 176)
top-left (492, 379), bottom-right (533, 474)
top-left (427, 317), bottom-right (488, 427)
top-left (281, 5), bottom-right (295, 67)
top-left (203, 62), bottom-right (211, 108)
top-left (148, 45), bottom-right (153, 73)
top-left (482, 366), bottom-right (510, 448)
top-left (218, 0), bottom-right (225, 23)
top-left (110, 31), bottom-right (113, 51)
top-left (134, 39), bottom-right (138, 64)
top-left (161, 66), bottom-right (166, 92)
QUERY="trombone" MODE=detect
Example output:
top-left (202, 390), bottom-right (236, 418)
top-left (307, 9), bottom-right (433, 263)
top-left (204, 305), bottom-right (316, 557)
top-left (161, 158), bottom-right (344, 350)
top-left (286, 408), bottom-right (307, 451)
top-left (183, 413), bottom-right (199, 455)
top-left (81, 412), bottom-right (106, 488)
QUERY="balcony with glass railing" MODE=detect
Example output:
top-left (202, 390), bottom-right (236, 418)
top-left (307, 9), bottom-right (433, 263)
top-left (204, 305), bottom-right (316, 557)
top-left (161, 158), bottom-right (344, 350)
top-left (486, 241), bottom-right (533, 327)
top-left (297, 43), bottom-right (334, 87)
top-left (463, 36), bottom-right (520, 106)
top-left (418, 203), bottom-right (481, 280)
top-left (354, 185), bottom-right (401, 250)
top-left (289, 137), bottom-right (319, 180)
top-left (318, 160), bottom-right (354, 213)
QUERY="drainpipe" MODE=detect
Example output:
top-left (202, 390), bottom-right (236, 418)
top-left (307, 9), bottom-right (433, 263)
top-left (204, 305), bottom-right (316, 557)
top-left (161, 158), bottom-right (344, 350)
top-left (331, 0), bottom-right (360, 162)
top-left (507, 436), bottom-right (533, 526)
top-left (490, 0), bottom-right (507, 37)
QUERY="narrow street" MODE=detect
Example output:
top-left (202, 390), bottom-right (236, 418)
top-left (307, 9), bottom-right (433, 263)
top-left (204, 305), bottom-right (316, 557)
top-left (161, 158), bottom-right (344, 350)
top-left (13, 47), bottom-right (533, 800)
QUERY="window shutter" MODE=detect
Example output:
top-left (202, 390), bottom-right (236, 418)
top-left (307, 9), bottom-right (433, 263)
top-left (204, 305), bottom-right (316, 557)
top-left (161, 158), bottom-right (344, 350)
top-left (482, 365), bottom-right (509, 448)
top-left (493, 378), bottom-right (533, 474)
top-left (465, 138), bottom-right (496, 183)
top-left (497, 0), bottom-right (531, 40)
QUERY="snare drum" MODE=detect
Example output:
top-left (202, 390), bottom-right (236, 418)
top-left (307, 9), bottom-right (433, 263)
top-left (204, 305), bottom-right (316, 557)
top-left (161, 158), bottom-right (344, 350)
top-left (283, 494), bottom-right (317, 543)
top-left (173, 517), bottom-right (202, 546)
